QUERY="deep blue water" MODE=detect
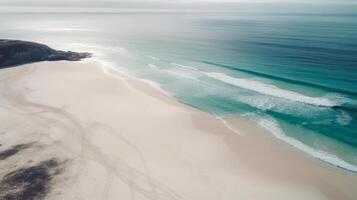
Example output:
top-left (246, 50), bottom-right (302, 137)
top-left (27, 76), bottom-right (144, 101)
top-left (1, 10), bottom-right (356, 171)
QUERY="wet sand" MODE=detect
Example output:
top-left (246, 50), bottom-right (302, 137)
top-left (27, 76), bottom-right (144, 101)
top-left (0, 61), bottom-right (356, 200)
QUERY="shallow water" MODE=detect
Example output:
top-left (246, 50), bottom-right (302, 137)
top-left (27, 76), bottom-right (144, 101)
top-left (1, 9), bottom-right (356, 171)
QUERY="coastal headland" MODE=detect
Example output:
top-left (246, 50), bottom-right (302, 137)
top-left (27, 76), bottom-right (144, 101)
top-left (0, 39), bottom-right (91, 68)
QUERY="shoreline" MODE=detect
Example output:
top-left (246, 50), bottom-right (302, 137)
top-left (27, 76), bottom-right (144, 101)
top-left (0, 60), bottom-right (356, 199)
top-left (99, 58), bottom-right (357, 174)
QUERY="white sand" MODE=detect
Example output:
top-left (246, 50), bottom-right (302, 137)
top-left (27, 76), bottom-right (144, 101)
top-left (0, 61), bottom-right (356, 200)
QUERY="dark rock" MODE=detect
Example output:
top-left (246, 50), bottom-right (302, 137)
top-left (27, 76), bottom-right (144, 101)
top-left (0, 39), bottom-right (91, 69)
top-left (0, 143), bottom-right (32, 160)
top-left (0, 159), bottom-right (62, 200)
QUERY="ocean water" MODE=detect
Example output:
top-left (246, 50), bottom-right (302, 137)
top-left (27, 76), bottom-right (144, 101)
top-left (1, 9), bottom-right (356, 171)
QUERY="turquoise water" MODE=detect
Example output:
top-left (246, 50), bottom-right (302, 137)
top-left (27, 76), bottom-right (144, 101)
top-left (1, 10), bottom-right (356, 171)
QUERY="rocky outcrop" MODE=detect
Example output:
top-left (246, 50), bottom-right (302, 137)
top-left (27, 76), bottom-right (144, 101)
top-left (0, 39), bottom-right (91, 68)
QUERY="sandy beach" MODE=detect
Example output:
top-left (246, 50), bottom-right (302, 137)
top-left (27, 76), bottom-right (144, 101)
top-left (0, 61), bottom-right (356, 200)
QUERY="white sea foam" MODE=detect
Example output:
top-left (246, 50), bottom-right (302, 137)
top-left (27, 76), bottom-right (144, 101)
top-left (138, 79), bottom-right (172, 97)
top-left (205, 72), bottom-right (337, 107)
top-left (235, 95), bottom-right (277, 111)
top-left (170, 63), bottom-right (199, 71)
top-left (87, 57), bottom-right (129, 79)
top-left (148, 64), bottom-right (159, 69)
top-left (324, 93), bottom-right (355, 106)
top-left (146, 55), bottom-right (160, 61)
top-left (165, 63), bottom-right (202, 81)
top-left (336, 111), bottom-right (352, 126)
top-left (85, 56), bottom-right (172, 97)
top-left (234, 95), bottom-right (325, 118)
top-left (254, 116), bottom-right (357, 173)
top-left (215, 115), bottom-right (243, 136)
top-left (165, 68), bottom-right (201, 81)
top-left (56, 43), bottom-right (172, 97)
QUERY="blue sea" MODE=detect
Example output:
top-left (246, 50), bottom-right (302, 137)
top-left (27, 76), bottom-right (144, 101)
top-left (1, 8), bottom-right (356, 171)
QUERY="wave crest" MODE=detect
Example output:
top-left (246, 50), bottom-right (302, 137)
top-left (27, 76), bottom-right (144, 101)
top-left (206, 72), bottom-right (337, 107)
top-left (253, 115), bottom-right (357, 173)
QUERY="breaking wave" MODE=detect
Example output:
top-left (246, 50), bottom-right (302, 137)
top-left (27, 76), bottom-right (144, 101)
top-left (205, 72), bottom-right (337, 107)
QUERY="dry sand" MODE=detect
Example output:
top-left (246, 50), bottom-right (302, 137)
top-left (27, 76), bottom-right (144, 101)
top-left (0, 61), bottom-right (356, 200)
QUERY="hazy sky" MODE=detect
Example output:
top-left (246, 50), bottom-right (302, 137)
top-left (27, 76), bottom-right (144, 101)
top-left (2, 0), bottom-right (355, 4)
top-left (1, 0), bottom-right (355, 12)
